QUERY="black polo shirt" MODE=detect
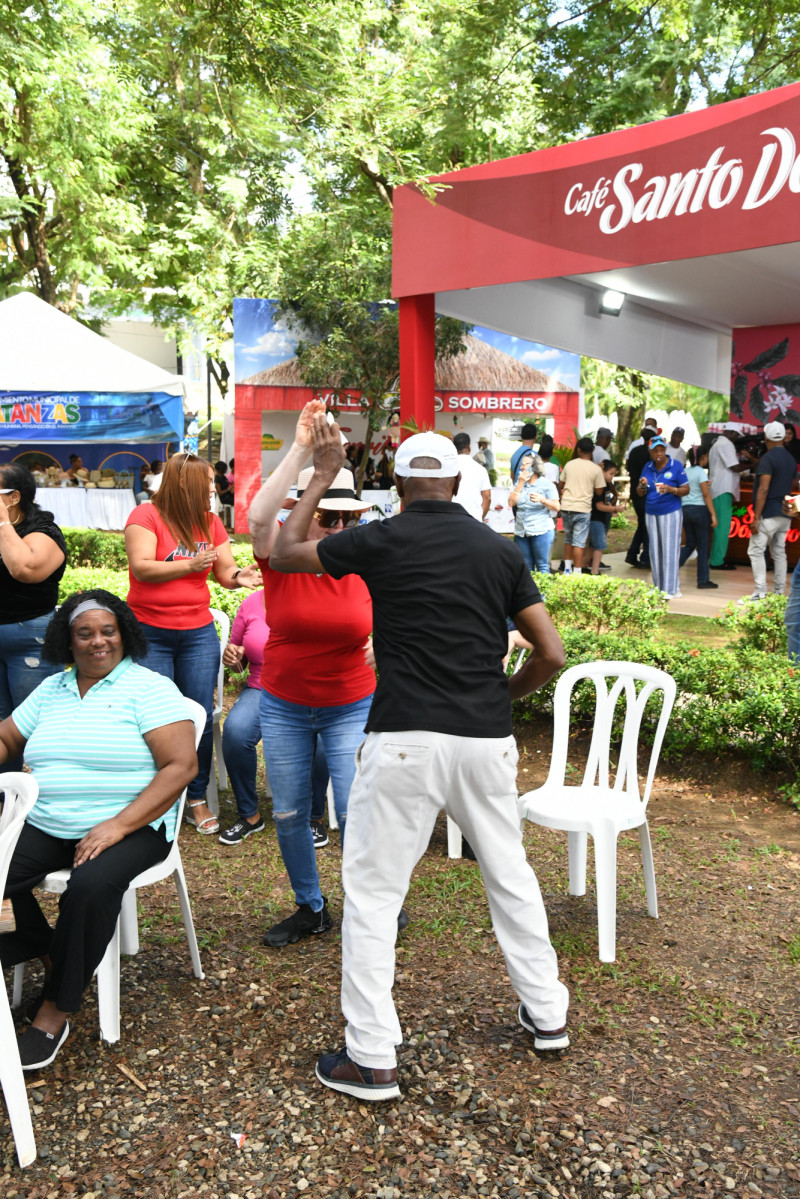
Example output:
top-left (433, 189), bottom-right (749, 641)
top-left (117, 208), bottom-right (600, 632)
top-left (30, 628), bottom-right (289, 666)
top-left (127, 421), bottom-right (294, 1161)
top-left (316, 499), bottom-right (542, 737)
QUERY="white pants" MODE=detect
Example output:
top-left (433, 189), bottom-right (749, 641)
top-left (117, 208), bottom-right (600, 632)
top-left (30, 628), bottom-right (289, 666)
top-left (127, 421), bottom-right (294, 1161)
top-left (747, 514), bottom-right (791, 595)
top-left (341, 730), bottom-right (569, 1069)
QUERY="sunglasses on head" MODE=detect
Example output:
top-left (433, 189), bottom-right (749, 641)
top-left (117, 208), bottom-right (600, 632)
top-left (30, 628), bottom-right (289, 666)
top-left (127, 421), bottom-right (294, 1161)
top-left (315, 509), bottom-right (360, 529)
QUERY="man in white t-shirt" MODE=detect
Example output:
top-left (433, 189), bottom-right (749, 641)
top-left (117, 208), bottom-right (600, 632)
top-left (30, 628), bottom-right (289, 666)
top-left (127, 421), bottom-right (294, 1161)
top-left (559, 438), bottom-right (606, 573)
top-left (452, 433), bottom-right (491, 521)
top-left (668, 428), bottom-right (687, 466)
top-left (592, 428), bottom-right (614, 464)
top-left (708, 425), bottom-right (755, 569)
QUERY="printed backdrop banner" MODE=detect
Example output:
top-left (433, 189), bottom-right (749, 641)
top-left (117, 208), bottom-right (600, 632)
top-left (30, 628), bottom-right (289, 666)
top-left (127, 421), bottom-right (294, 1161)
top-left (0, 391), bottom-right (184, 443)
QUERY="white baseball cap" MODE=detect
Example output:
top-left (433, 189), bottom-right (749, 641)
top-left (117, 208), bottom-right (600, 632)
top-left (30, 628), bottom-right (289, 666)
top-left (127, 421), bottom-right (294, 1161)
top-left (763, 421), bottom-right (786, 441)
top-left (393, 433), bottom-right (460, 478)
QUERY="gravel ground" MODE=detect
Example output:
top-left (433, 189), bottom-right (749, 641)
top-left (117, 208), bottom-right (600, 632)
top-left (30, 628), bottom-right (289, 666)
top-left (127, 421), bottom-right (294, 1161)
top-left (2, 725), bottom-right (799, 1198)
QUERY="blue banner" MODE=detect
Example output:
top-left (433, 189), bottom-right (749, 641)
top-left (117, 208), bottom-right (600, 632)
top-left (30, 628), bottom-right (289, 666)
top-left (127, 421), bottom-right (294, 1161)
top-left (0, 391), bottom-right (184, 443)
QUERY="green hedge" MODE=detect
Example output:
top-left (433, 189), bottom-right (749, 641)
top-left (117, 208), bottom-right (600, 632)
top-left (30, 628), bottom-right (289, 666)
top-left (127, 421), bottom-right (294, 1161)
top-left (513, 627), bottom-right (799, 774)
top-left (534, 572), bottom-right (667, 637)
top-left (56, 559), bottom-right (798, 776)
top-left (61, 528), bottom-right (128, 569)
top-left (58, 543), bottom-right (258, 625)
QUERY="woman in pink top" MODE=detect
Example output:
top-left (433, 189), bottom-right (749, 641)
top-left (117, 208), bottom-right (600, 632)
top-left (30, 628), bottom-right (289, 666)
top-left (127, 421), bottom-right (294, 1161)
top-left (219, 589), bottom-right (330, 849)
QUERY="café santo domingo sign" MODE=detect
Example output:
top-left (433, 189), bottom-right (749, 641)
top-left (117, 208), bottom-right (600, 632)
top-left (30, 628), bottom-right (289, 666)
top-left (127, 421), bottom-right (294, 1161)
top-left (563, 126), bottom-right (800, 234)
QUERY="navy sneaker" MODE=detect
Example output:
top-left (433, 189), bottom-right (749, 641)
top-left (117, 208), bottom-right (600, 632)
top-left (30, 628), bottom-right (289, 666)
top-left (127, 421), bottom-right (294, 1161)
top-left (315, 1048), bottom-right (400, 1101)
top-left (219, 816), bottom-right (265, 846)
top-left (263, 899), bottom-right (333, 947)
top-left (518, 1004), bottom-right (569, 1052)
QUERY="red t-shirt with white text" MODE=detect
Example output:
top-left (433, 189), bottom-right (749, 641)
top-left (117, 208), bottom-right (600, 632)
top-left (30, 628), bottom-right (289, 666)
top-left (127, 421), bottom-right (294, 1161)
top-left (256, 555), bottom-right (374, 708)
top-left (125, 505), bottom-right (228, 629)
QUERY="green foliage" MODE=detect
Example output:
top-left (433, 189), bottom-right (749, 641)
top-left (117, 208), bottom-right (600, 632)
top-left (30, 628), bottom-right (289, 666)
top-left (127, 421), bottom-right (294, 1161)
top-left (58, 566), bottom-right (129, 603)
top-left (713, 595), bottom-right (788, 654)
top-left (514, 627), bottom-right (800, 775)
top-left (61, 528), bottom-right (128, 570)
top-left (549, 443), bottom-right (576, 468)
top-left (57, 564), bottom-right (253, 623)
top-left (609, 512), bottom-right (629, 530)
top-left (537, 573), bottom-right (667, 636)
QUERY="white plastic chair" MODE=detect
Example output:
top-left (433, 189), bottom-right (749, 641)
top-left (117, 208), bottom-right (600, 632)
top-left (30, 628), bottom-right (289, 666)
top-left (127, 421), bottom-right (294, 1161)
top-left (206, 607), bottom-right (231, 816)
top-left (0, 773), bottom-right (40, 1167)
top-left (446, 646), bottom-right (530, 859)
top-left (517, 661), bottom-right (676, 962)
top-left (12, 699), bottom-right (206, 1043)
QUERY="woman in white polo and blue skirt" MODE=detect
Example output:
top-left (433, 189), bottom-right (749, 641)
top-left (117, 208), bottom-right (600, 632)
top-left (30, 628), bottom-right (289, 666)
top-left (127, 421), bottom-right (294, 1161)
top-left (636, 435), bottom-right (690, 599)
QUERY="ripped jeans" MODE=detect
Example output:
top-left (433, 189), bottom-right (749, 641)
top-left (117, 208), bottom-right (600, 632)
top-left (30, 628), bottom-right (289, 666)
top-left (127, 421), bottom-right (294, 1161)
top-left (260, 688), bottom-right (373, 911)
top-left (0, 613), bottom-right (63, 771)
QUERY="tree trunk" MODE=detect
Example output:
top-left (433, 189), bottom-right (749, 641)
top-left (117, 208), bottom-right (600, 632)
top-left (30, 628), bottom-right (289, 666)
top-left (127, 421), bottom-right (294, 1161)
top-left (616, 403), bottom-right (645, 459)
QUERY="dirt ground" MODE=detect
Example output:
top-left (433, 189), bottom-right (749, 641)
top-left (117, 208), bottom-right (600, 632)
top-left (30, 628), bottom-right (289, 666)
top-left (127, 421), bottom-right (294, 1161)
top-left (2, 721), bottom-right (799, 1199)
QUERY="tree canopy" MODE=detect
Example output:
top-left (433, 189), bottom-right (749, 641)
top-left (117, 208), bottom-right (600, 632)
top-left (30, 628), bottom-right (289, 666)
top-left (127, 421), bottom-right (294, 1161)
top-left (2, 0), bottom-right (799, 403)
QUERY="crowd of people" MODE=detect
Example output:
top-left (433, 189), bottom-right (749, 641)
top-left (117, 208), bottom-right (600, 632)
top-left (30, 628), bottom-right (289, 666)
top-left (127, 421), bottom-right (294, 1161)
top-left (507, 416), bottom-right (800, 604)
top-left (1, 404), bottom-right (798, 1092)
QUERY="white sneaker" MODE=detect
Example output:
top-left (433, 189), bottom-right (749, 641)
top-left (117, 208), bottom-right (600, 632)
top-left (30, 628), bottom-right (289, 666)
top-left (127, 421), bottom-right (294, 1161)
top-left (738, 592), bottom-right (766, 605)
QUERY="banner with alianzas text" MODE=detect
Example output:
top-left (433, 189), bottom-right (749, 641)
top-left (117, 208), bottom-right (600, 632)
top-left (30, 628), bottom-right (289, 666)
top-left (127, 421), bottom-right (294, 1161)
top-left (0, 391), bottom-right (184, 443)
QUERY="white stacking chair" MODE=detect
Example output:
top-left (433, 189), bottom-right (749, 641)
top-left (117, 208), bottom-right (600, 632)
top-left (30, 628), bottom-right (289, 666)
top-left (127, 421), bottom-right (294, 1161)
top-left (205, 607), bottom-right (231, 816)
top-left (517, 661), bottom-right (676, 962)
top-left (446, 646), bottom-right (531, 859)
top-left (0, 773), bottom-right (40, 1167)
top-left (12, 699), bottom-right (206, 1044)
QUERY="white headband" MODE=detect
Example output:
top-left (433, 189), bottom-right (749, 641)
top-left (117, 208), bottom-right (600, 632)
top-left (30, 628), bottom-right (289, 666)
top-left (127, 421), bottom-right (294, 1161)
top-left (68, 600), bottom-right (116, 626)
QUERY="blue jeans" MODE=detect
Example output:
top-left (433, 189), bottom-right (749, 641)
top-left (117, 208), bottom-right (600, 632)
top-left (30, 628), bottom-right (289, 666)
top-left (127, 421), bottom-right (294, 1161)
top-left (786, 566), bottom-right (800, 663)
top-left (223, 685), bottom-right (330, 822)
top-left (514, 528), bottom-right (554, 573)
top-left (679, 504), bottom-right (711, 585)
top-left (0, 613), bottom-right (62, 772)
top-left (260, 689), bottom-right (373, 910)
top-left (138, 621), bottom-right (220, 800)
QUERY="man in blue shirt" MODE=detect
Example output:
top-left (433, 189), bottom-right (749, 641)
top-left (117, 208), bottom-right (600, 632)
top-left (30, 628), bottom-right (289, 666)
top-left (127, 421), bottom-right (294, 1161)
top-left (746, 422), bottom-right (797, 601)
top-left (510, 423), bottom-right (538, 481)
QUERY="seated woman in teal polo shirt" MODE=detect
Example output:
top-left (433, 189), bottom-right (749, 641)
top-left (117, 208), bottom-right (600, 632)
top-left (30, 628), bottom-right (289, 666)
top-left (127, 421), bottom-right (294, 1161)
top-left (0, 590), bottom-right (197, 1072)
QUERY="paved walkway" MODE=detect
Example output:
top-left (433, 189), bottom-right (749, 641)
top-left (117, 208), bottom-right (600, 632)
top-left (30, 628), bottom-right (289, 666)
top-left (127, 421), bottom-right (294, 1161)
top-left (592, 552), bottom-right (774, 617)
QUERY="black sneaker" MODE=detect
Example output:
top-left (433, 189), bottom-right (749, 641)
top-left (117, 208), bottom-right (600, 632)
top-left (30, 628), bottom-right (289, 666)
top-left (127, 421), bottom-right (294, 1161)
top-left (315, 1048), bottom-right (400, 1101)
top-left (397, 908), bottom-right (410, 932)
top-left (599, 561), bottom-right (611, 570)
top-left (310, 820), bottom-right (329, 849)
top-left (19, 1020), bottom-right (69, 1070)
top-left (263, 899), bottom-right (333, 947)
top-left (697, 581), bottom-right (719, 589)
top-left (518, 1003), bottom-right (569, 1052)
top-left (219, 816), bottom-right (265, 846)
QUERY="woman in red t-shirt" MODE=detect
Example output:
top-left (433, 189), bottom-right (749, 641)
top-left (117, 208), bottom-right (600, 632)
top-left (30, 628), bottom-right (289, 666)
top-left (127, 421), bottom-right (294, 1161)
top-left (250, 402), bottom-right (375, 948)
top-left (125, 453), bottom-right (260, 834)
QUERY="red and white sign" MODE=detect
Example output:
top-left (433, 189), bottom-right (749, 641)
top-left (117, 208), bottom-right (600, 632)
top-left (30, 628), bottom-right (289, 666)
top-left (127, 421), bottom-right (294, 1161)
top-left (392, 82), bottom-right (800, 296)
top-left (436, 391), bottom-right (571, 415)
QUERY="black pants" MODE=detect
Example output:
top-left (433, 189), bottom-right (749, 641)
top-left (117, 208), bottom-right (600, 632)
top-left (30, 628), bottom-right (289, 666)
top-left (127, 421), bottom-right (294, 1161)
top-left (1, 822), bottom-right (170, 1013)
top-left (627, 493), bottom-right (651, 565)
top-left (679, 504), bottom-right (712, 585)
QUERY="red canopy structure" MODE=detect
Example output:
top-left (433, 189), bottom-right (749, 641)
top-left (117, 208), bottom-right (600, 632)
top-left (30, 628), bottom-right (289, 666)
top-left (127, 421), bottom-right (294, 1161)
top-left (393, 81), bottom-right (800, 436)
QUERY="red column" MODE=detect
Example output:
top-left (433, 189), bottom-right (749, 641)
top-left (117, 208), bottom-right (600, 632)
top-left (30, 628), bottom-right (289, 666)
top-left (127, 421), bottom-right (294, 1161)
top-left (233, 384), bottom-right (262, 535)
top-left (399, 293), bottom-right (436, 437)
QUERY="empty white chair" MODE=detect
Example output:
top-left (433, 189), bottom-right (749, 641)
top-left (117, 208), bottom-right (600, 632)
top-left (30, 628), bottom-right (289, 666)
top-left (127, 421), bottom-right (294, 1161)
top-left (517, 661), bottom-right (676, 962)
top-left (0, 773), bottom-right (40, 1167)
top-left (446, 646), bottom-right (530, 859)
top-left (12, 699), bottom-right (206, 1043)
top-left (206, 607), bottom-right (231, 816)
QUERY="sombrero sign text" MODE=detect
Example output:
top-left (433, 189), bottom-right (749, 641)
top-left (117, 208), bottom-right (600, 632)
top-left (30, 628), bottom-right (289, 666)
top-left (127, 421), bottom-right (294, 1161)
top-left (435, 392), bottom-right (565, 415)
